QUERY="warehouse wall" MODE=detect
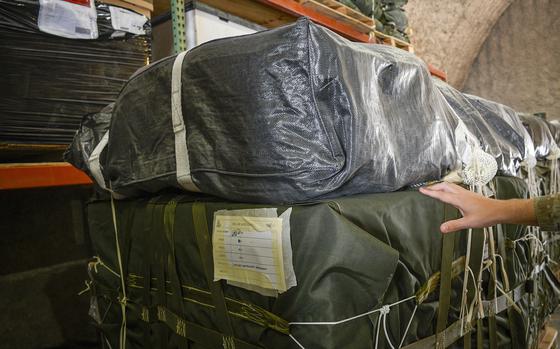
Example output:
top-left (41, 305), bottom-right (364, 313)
top-left (463, 0), bottom-right (560, 120)
top-left (405, 0), bottom-right (514, 87)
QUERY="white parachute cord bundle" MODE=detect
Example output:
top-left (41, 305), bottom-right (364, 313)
top-left (457, 145), bottom-right (497, 335)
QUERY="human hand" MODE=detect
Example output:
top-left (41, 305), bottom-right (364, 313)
top-left (419, 182), bottom-right (505, 233)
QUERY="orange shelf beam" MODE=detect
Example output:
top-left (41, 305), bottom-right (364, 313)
top-left (0, 162), bottom-right (92, 190)
top-left (427, 63), bottom-right (447, 81)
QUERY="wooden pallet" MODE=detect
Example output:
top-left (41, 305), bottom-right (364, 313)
top-left (372, 30), bottom-right (414, 53)
top-left (295, 0), bottom-right (375, 34)
top-left (100, 0), bottom-right (153, 18)
top-left (293, 0), bottom-right (414, 53)
top-left (539, 326), bottom-right (558, 349)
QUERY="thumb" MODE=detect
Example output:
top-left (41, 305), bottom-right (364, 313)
top-left (441, 218), bottom-right (469, 233)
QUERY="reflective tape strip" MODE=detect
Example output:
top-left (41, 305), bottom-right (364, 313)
top-left (171, 51), bottom-right (200, 192)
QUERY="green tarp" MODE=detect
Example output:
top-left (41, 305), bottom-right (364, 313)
top-left (85, 176), bottom-right (560, 348)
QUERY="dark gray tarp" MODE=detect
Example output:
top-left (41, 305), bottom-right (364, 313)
top-left (64, 103), bottom-right (113, 174)
top-left (85, 176), bottom-right (559, 348)
top-left (105, 18), bottom-right (456, 203)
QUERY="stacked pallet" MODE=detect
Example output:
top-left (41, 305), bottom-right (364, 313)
top-left (295, 0), bottom-right (414, 52)
top-left (0, 0), bottom-right (151, 160)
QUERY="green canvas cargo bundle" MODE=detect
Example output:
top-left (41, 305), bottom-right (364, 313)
top-left (335, 0), bottom-right (410, 42)
top-left (84, 176), bottom-right (560, 349)
top-left (375, 0), bottom-right (410, 42)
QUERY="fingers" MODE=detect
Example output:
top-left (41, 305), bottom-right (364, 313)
top-left (419, 187), bottom-right (459, 206)
top-left (421, 181), bottom-right (461, 193)
top-left (441, 217), bottom-right (469, 233)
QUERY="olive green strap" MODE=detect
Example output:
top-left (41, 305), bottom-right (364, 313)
top-left (463, 330), bottom-right (471, 349)
top-left (140, 305), bottom-right (263, 349)
top-left (192, 202), bottom-right (235, 340)
top-left (403, 282), bottom-right (527, 349)
top-left (476, 319), bottom-right (483, 349)
top-left (127, 273), bottom-right (290, 334)
top-left (141, 203), bottom-right (154, 346)
top-left (487, 312), bottom-right (497, 349)
top-left (415, 256), bottom-right (465, 305)
top-left (494, 179), bottom-right (520, 349)
top-left (487, 257), bottom-right (498, 349)
top-left (435, 204), bottom-right (458, 349)
top-left (163, 199), bottom-right (190, 349)
top-left (152, 202), bottom-right (170, 348)
top-left (463, 228), bottom-right (485, 349)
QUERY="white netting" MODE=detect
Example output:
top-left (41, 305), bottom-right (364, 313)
top-left (462, 148), bottom-right (498, 186)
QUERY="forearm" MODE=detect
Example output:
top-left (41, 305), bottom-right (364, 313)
top-left (494, 198), bottom-right (537, 226)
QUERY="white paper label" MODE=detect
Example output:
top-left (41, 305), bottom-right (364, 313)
top-left (109, 6), bottom-right (147, 35)
top-left (38, 0), bottom-right (98, 39)
top-left (213, 215), bottom-right (286, 292)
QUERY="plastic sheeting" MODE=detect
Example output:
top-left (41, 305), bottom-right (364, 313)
top-left (547, 120), bottom-right (560, 146)
top-left (519, 114), bottom-right (559, 160)
top-left (0, 0), bottom-right (150, 144)
top-left (64, 103), bottom-right (113, 174)
top-left (434, 80), bottom-right (524, 177)
top-left (465, 95), bottom-right (530, 156)
top-left (104, 18), bottom-right (457, 203)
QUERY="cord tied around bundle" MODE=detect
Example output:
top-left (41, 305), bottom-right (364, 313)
top-left (288, 295), bottom-right (418, 349)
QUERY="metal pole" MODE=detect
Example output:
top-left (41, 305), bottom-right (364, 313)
top-left (171, 0), bottom-right (186, 53)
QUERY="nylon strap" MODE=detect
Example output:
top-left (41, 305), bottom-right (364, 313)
top-left (460, 228), bottom-right (484, 348)
top-left (141, 204), bottom-right (153, 346)
top-left (171, 51), bottom-right (200, 192)
top-left (435, 204), bottom-right (458, 349)
top-left (88, 131), bottom-right (109, 190)
top-left (464, 328), bottom-right (471, 349)
top-left (192, 202), bottom-right (236, 343)
top-left (163, 199), bottom-right (190, 349)
top-left (140, 305), bottom-right (263, 349)
top-left (127, 273), bottom-right (290, 334)
top-left (403, 282), bottom-right (527, 349)
top-left (151, 201), bottom-right (169, 348)
top-left (493, 179), bottom-right (521, 349)
top-left (487, 236), bottom-right (498, 349)
top-left (415, 256), bottom-right (466, 305)
top-left (475, 319), bottom-right (483, 348)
